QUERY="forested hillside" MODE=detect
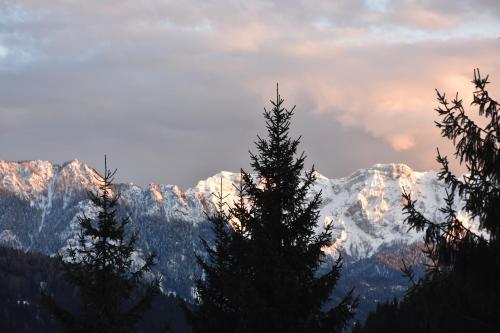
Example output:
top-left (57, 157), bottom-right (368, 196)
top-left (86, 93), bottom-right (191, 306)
top-left (0, 246), bottom-right (190, 332)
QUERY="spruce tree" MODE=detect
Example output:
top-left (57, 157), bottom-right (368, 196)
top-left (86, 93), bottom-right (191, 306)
top-left (403, 69), bottom-right (499, 274)
top-left (191, 86), bottom-right (357, 332)
top-left (42, 157), bottom-right (158, 333)
top-left (361, 69), bottom-right (500, 332)
top-left (186, 179), bottom-right (240, 333)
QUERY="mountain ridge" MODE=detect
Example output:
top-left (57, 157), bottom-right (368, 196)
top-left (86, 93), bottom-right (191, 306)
top-left (0, 159), bottom-right (451, 256)
top-left (0, 159), bottom-right (470, 321)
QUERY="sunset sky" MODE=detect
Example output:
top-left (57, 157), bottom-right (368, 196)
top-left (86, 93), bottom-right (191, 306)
top-left (1, 0), bottom-right (499, 187)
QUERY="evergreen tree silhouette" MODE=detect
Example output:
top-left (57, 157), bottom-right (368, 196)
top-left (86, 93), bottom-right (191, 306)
top-left (362, 70), bottom-right (500, 332)
top-left (186, 179), bottom-right (240, 333)
top-left (190, 86), bottom-right (357, 332)
top-left (42, 157), bottom-right (158, 333)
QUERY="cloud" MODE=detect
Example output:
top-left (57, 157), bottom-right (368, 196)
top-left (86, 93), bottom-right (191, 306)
top-left (0, 0), bottom-right (499, 187)
top-left (388, 134), bottom-right (415, 151)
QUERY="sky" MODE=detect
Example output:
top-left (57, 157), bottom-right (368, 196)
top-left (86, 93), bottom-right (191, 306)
top-left (0, 0), bottom-right (499, 188)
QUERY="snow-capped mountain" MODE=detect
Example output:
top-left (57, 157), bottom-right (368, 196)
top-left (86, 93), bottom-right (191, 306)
top-left (0, 160), bottom-right (466, 320)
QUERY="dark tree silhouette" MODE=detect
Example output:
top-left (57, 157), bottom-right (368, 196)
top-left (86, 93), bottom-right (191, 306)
top-left (362, 70), bottom-right (500, 332)
top-left (42, 157), bottom-right (158, 333)
top-left (186, 179), bottom-right (240, 333)
top-left (190, 86), bottom-right (357, 333)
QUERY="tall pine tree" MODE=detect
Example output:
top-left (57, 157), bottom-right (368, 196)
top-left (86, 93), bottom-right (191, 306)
top-left (190, 86), bottom-right (357, 332)
top-left (42, 157), bottom-right (158, 333)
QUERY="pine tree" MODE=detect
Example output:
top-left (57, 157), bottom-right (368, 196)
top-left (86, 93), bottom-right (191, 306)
top-left (185, 179), bottom-right (242, 333)
top-left (362, 69), bottom-right (500, 332)
top-left (191, 86), bottom-right (357, 332)
top-left (403, 69), bottom-right (499, 274)
top-left (42, 157), bottom-right (158, 333)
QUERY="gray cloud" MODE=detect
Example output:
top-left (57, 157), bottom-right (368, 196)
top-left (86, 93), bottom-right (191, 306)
top-left (0, 1), bottom-right (499, 188)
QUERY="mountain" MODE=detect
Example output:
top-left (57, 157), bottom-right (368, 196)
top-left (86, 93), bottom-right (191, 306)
top-left (0, 160), bottom-right (472, 323)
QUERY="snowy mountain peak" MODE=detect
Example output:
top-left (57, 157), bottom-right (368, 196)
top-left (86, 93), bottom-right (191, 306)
top-left (0, 159), bottom-right (458, 260)
top-left (0, 159), bottom-right (467, 303)
top-left (343, 163), bottom-right (423, 183)
top-left (180, 163), bottom-right (457, 259)
top-left (0, 160), bottom-right (56, 196)
top-left (0, 160), bottom-right (103, 205)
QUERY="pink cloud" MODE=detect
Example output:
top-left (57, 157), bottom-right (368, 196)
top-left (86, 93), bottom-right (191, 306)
top-left (388, 134), bottom-right (415, 151)
top-left (246, 38), bottom-right (500, 171)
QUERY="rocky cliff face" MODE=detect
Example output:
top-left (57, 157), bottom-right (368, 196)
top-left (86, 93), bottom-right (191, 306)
top-left (0, 160), bottom-right (471, 320)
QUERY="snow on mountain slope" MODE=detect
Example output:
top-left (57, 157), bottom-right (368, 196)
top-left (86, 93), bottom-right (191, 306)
top-left (317, 164), bottom-right (446, 259)
top-left (0, 160), bottom-right (460, 259)
top-left (0, 159), bottom-right (466, 311)
top-left (194, 163), bottom-right (458, 260)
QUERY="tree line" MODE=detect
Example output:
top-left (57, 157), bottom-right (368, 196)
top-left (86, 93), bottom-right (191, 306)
top-left (21, 71), bottom-right (500, 332)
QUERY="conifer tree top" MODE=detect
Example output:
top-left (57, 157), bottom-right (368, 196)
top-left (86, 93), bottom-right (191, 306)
top-left (42, 156), bottom-right (158, 333)
top-left (191, 86), bottom-right (356, 333)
